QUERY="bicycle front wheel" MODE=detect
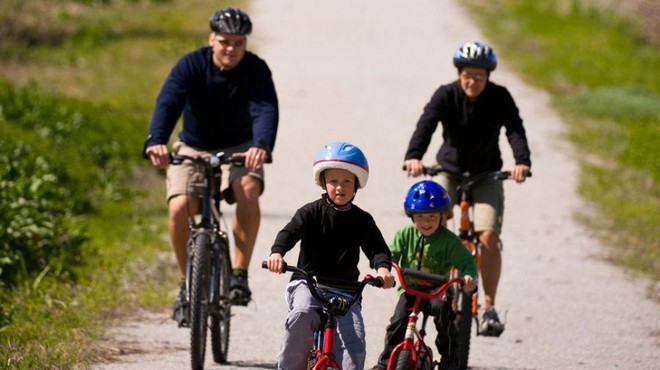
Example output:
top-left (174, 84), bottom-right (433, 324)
top-left (454, 290), bottom-right (473, 370)
top-left (393, 349), bottom-right (411, 370)
top-left (190, 232), bottom-right (211, 370)
top-left (210, 238), bottom-right (231, 363)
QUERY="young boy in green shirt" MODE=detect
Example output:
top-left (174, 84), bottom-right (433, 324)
top-left (371, 180), bottom-right (477, 370)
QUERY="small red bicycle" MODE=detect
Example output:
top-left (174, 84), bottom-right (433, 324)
top-left (387, 263), bottom-right (465, 370)
top-left (262, 261), bottom-right (384, 370)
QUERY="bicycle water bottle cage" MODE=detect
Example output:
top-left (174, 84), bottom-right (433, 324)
top-left (327, 296), bottom-right (351, 316)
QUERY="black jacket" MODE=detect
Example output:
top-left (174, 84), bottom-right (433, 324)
top-left (405, 80), bottom-right (531, 174)
top-left (271, 195), bottom-right (392, 285)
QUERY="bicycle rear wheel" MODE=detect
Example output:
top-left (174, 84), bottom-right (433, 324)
top-left (190, 232), bottom-right (211, 370)
top-left (210, 237), bottom-right (231, 363)
top-left (454, 290), bottom-right (473, 370)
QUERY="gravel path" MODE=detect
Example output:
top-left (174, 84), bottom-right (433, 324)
top-left (92, 1), bottom-right (659, 369)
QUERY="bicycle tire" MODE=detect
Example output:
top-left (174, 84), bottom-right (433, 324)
top-left (416, 344), bottom-right (433, 370)
top-left (190, 232), bottom-right (211, 370)
top-left (394, 349), bottom-right (411, 370)
top-left (454, 290), bottom-right (473, 370)
top-left (210, 238), bottom-right (231, 363)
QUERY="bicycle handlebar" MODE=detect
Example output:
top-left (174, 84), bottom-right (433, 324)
top-left (392, 263), bottom-right (464, 300)
top-left (261, 261), bottom-right (384, 314)
top-left (401, 165), bottom-right (532, 181)
top-left (170, 152), bottom-right (246, 168)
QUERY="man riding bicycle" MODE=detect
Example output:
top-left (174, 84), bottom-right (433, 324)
top-left (144, 7), bottom-right (279, 320)
top-left (402, 41), bottom-right (531, 336)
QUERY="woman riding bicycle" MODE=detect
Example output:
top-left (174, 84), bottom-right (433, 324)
top-left (402, 41), bottom-right (532, 336)
top-left (266, 141), bottom-right (395, 370)
top-left (370, 180), bottom-right (477, 370)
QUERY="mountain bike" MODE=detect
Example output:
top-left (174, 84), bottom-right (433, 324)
top-left (261, 261), bottom-right (385, 370)
top-left (170, 152), bottom-right (245, 370)
top-left (422, 166), bottom-right (531, 369)
top-left (386, 263), bottom-right (465, 370)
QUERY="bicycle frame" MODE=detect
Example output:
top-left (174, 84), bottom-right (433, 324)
top-left (262, 261), bottom-right (383, 370)
top-left (387, 263), bottom-right (464, 370)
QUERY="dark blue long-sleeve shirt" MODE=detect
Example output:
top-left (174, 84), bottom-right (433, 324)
top-left (147, 47), bottom-right (279, 152)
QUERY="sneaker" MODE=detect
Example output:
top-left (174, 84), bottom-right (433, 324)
top-left (229, 270), bottom-right (252, 306)
top-left (479, 306), bottom-right (505, 337)
top-left (172, 281), bottom-right (190, 327)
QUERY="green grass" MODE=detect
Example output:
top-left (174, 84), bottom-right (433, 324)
top-left (462, 0), bottom-right (660, 281)
top-left (0, 0), bottom-right (240, 368)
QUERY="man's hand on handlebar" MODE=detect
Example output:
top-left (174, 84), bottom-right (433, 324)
top-left (232, 146), bottom-right (269, 172)
top-left (145, 144), bottom-right (170, 169)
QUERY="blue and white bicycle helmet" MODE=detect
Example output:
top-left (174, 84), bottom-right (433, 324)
top-left (209, 7), bottom-right (252, 35)
top-left (313, 142), bottom-right (369, 189)
top-left (404, 180), bottom-right (451, 217)
top-left (452, 41), bottom-right (497, 71)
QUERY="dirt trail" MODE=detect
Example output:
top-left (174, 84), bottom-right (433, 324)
top-left (93, 1), bottom-right (659, 369)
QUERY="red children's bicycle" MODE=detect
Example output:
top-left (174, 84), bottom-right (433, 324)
top-left (387, 263), bottom-right (465, 370)
top-left (262, 261), bottom-right (384, 370)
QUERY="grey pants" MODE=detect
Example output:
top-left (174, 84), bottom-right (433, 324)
top-left (277, 280), bottom-right (366, 370)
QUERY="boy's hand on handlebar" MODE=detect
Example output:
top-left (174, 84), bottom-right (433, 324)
top-left (145, 144), bottom-right (170, 169)
top-left (463, 275), bottom-right (476, 292)
top-left (377, 267), bottom-right (395, 289)
top-left (404, 159), bottom-right (424, 178)
top-left (266, 253), bottom-right (285, 273)
top-left (510, 164), bottom-right (530, 183)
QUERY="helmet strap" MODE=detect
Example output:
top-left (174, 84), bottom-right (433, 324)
top-left (322, 193), bottom-right (353, 211)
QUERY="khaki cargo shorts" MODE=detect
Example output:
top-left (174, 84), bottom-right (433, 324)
top-left (434, 170), bottom-right (504, 235)
top-left (166, 141), bottom-right (264, 205)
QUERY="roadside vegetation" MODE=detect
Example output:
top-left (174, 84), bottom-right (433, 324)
top-left (0, 0), bottom-right (656, 369)
top-left (0, 0), bottom-right (235, 368)
top-left (462, 0), bottom-right (659, 284)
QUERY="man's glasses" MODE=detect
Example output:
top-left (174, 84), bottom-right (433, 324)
top-left (215, 37), bottom-right (246, 48)
top-left (460, 72), bottom-right (487, 81)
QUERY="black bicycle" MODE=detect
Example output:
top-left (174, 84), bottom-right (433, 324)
top-left (170, 152), bottom-right (245, 370)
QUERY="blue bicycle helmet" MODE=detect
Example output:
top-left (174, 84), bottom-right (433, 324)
top-left (404, 180), bottom-right (451, 217)
top-left (313, 142), bottom-right (369, 188)
top-left (209, 7), bottom-right (252, 35)
top-left (452, 41), bottom-right (497, 71)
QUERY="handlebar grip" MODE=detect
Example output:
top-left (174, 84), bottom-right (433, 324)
top-left (261, 260), bottom-right (291, 273)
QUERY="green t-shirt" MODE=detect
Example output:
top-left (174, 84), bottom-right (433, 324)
top-left (390, 224), bottom-right (477, 292)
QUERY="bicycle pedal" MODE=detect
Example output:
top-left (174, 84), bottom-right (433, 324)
top-left (229, 290), bottom-right (251, 306)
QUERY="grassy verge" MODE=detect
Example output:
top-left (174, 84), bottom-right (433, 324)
top-left (461, 0), bottom-right (659, 282)
top-left (0, 0), bottom-right (240, 368)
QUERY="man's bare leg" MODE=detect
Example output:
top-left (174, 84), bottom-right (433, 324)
top-left (168, 195), bottom-right (199, 276)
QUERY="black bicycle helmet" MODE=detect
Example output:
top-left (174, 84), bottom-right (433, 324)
top-left (209, 7), bottom-right (252, 35)
top-left (452, 41), bottom-right (497, 71)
